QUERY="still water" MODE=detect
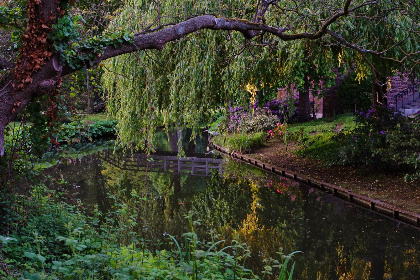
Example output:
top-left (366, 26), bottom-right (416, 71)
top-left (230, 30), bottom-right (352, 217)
top-left (48, 134), bottom-right (420, 280)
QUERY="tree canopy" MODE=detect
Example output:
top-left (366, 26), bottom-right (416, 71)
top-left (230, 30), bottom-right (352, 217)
top-left (1, 0), bottom-right (420, 155)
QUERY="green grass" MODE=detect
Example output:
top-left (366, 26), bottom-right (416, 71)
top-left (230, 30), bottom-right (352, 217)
top-left (212, 132), bottom-right (267, 153)
top-left (289, 114), bottom-right (355, 163)
top-left (295, 133), bottom-right (341, 163)
top-left (288, 113), bottom-right (355, 135)
top-left (72, 113), bottom-right (115, 122)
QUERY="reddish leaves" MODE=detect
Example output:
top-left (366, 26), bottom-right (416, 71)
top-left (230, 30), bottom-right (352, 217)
top-left (11, 101), bottom-right (22, 114)
top-left (13, 0), bottom-right (62, 91)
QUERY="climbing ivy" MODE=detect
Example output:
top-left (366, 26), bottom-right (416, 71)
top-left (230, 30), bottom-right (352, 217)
top-left (0, 6), bottom-right (25, 30)
top-left (50, 15), bottom-right (133, 69)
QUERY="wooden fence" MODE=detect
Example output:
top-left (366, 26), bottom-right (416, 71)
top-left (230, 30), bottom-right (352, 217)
top-left (98, 150), bottom-right (223, 176)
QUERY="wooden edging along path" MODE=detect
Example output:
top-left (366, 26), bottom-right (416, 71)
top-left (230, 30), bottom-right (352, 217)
top-left (210, 142), bottom-right (420, 229)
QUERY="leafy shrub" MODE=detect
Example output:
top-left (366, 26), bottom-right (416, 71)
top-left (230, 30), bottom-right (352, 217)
top-left (267, 123), bottom-right (287, 138)
top-left (58, 119), bottom-right (117, 143)
top-left (338, 106), bottom-right (420, 179)
top-left (338, 106), bottom-right (404, 166)
top-left (336, 72), bottom-right (372, 114)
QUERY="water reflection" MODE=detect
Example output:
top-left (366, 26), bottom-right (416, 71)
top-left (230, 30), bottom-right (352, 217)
top-left (98, 149), bottom-right (223, 176)
top-left (50, 145), bottom-right (420, 280)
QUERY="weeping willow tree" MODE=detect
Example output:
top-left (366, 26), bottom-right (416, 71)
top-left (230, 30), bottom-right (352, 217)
top-left (102, 0), bottom-right (267, 150)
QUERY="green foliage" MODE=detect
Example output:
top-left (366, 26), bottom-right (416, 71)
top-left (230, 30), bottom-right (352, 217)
top-left (286, 114), bottom-right (355, 163)
top-left (337, 107), bottom-right (420, 180)
top-left (207, 110), bottom-right (226, 133)
top-left (214, 132), bottom-right (266, 153)
top-left (295, 133), bottom-right (341, 163)
top-left (336, 72), bottom-right (372, 114)
top-left (0, 181), bottom-right (296, 279)
top-left (2, 117), bottom-right (117, 175)
top-left (58, 119), bottom-right (117, 143)
top-left (50, 14), bottom-right (133, 69)
top-left (225, 107), bottom-right (280, 134)
top-left (337, 106), bottom-right (404, 166)
top-left (100, 0), bottom-right (283, 150)
top-left (0, 6), bottom-right (25, 30)
top-left (294, 107), bottom-right (420, 180)
top-left (288, 114), bottom-right (356, 135)
top-left (237, 110), bottom-right (279, 134)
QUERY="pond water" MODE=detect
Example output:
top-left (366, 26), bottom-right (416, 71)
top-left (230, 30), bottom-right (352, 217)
top-left (48, 134), bottom-right (420, 280)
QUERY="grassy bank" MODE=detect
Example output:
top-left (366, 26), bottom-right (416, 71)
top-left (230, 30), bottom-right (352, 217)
top-left (211, 132), bottom-right (267, 153)
top-left (211, 113), bottom-right (356, 156)
top-left (287, 113), bottom-right (356, 163)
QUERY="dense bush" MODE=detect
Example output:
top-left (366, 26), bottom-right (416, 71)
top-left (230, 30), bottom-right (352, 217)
top-left (336, 72), bottom-right (372, 114)
top-left (58, 119), bottom-right (117, 143)
top-left (338, 106), bottom-right (420, 179)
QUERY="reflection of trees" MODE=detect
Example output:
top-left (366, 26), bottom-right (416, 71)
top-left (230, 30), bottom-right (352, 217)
top-left (52, 155), bottom-right (111, 214)
top-left (100, 157), bottom-right (211, 248)
top-left (189, 167), bottom-right (420, 280)
top-left (190, 174), bottom-right (253, 231)
top-left (56, 150), bottom-right (420, 279)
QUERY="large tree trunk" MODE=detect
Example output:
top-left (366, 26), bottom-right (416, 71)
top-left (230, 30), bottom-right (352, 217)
top-left (0, 0), bottom-right (62, 156)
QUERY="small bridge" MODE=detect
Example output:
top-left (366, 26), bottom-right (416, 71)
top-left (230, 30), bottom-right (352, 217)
top-left (98, 149), bottom-right (223, 176)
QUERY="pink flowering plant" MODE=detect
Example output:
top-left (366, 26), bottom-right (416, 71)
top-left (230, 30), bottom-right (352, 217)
top-left (267, 123), bottom-right (287, 138)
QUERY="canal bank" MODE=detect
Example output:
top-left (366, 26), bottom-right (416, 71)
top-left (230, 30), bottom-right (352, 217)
top-left (210, 139), bottom-right (420, 228)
